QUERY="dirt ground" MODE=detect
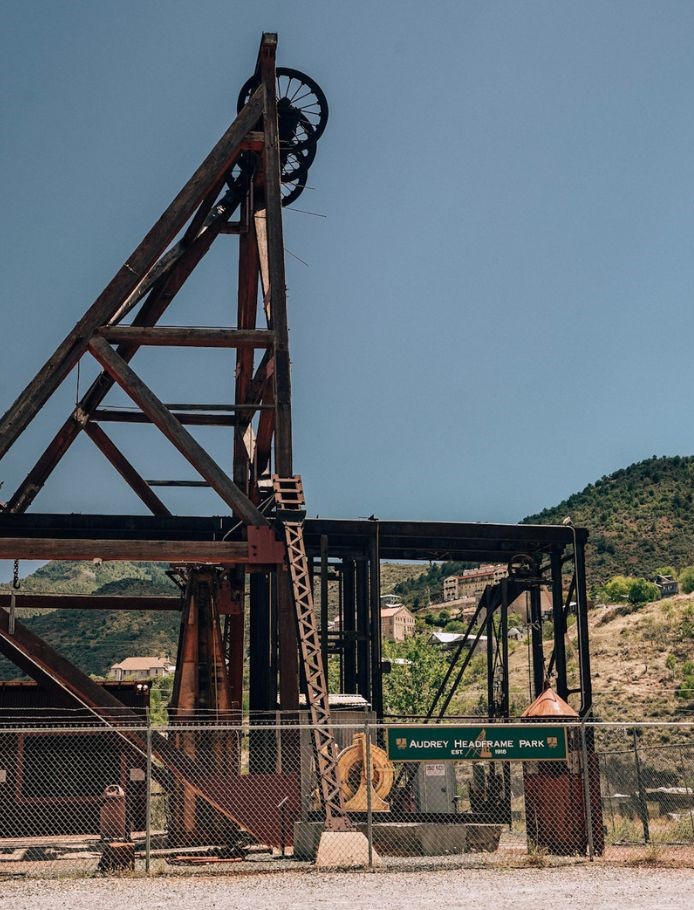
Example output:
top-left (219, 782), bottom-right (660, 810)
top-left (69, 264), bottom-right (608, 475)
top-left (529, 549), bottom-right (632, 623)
top-left (2, 867), bottom-right (694, 910)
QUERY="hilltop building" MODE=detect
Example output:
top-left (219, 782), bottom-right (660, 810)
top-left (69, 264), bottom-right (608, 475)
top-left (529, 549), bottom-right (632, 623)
top-left (443, 564), bottom-right (508, 602)
top-left (110, 656), bottom-right (173, 681)
top-left (381, 605), bottom-right (416, 641)
top-left (653, 574), bottom-right (679, 598)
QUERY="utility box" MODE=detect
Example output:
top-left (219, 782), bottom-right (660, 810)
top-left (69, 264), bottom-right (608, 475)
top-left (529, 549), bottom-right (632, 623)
top-left (416, 761), bottom-right (457, 813)
top-left (100, 785), bottom-right (127, 841)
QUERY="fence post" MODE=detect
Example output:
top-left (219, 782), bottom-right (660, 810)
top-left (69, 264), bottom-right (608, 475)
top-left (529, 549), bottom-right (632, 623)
top-left (632, 728), bottom-right (650, 844)
top-left (145, 715), bottom-right (152, 874)
top-left (601, 751), bottom-right (616, 836)
top-left (678, 745), bottom-right (694, 840)
top-left (580, 721), bottom-right (595, 862)
top-left (365, 721), bottom-right (373, 869)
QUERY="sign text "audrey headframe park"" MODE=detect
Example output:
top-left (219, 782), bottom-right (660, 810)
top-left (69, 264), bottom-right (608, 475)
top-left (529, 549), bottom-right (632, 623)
top-left (386, 724), bottom-right (568, 762)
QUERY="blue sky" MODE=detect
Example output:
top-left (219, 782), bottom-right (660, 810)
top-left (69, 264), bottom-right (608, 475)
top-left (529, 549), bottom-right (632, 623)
top-left (2, 1), bottom-right (694, 575)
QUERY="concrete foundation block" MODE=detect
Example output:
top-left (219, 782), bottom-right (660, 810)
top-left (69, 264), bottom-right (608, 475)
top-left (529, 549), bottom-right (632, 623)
top-left (315, 830), bottom-right (380, 869)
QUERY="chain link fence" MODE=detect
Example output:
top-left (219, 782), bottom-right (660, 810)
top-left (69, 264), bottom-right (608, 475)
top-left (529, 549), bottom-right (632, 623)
top-left (0, 719), bottom-right (692, 877)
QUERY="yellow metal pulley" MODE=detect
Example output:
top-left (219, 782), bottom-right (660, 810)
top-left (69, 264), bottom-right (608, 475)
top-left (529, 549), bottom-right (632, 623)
top-left (336, 732), bottom-right (394, 812)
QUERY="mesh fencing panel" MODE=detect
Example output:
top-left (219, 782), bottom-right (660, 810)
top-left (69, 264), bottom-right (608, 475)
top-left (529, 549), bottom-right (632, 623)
top-left (0, 720), bottom-right (691, 876)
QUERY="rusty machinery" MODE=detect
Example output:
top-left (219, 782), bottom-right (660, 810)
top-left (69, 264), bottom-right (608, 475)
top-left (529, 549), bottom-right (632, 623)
top-left (0, 34), bottom-right (598, 850)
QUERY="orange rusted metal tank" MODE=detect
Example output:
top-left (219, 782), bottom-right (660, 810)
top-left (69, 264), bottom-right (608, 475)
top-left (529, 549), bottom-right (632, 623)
top-left (521, 686), bottom-right (603, 855)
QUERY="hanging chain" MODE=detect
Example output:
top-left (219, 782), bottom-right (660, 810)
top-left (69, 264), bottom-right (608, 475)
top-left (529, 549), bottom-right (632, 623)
top-left (12, 558), bottom-right (20, 590)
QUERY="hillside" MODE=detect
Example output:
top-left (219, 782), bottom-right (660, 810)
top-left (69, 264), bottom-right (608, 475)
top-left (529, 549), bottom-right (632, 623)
top-left (0, 561), bottom-right (181, 679)
top-left (0, 560), bottom-right (424, 680)
top-left (460, 592), bottom-right (694, 722)
top-left (524, 455), bottom-right (694, 586)
top-left (393, 456), bottom-right (694, 604)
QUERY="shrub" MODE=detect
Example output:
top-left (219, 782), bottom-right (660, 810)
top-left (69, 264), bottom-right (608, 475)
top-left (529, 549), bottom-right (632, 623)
top-left (445, 620), bottom-right (465, 632)
top-left (679, 566), bottom-right (694, 594)
top-left (627, 578), bottom-right (660, 605)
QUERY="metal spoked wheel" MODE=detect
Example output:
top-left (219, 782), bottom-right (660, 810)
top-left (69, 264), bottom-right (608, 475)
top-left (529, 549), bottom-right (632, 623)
top-left (237, 67), bottom-right (329, 147)
top-left (280, 171), bottom-right (310, 207)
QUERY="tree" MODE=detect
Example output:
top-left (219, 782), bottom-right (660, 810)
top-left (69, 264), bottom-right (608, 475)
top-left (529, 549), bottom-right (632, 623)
top-left (600, 575), bottom-right (659, 605)
top-left (445, 620), bottom-right (465, 632)
top-left (679, 566), bottom-right (694, 594)
top-left (627, 577), bottom-right (660, 605)
top-left (654, 565), bottom-right (678, 579)
top-left (382, 635), bottom-right (449, 717)
top-left (601, 575), bottom-right (632, 603)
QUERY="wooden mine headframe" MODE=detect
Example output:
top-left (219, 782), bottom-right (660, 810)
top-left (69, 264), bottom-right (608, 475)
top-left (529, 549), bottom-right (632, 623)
top-left (0, 33), bottom-right (349, 832)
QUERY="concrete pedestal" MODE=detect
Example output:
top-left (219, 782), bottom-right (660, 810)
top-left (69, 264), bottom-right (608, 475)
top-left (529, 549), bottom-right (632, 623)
top-left (315, 830), bottom-right (379, 869)
top-left (295, 821), bottom-right (501, 861)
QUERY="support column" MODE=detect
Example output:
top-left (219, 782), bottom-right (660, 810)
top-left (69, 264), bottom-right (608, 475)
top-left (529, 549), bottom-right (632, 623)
top-left (574, 537), bottom-right (593, 717)
top-left (220, 570), bottom-right (244, 710)
top-left (369, 528), bottom-right (382, 717)
top-left (550, 548), bottom-right (568, 701)
top-left (169, 569), bottom-right (237, 846)
top-left (320, 535), bottom-right (329, 676)
top-left (343, 559), bottom-right (357, 693)
top-left (528, 586), bottom-right (545, 699)
top-left (357, 559), bottom-right (371, 703)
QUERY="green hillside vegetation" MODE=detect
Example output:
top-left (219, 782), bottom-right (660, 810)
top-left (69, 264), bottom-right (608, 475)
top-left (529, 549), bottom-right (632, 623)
top-left (394, 456), bottom-right (694, 604)
top-left (2, 560), bottom-right (178, 596)
top-left (525, 455), bottom-right (694, 587)
top-left (0, 561), bottom-right (180, 679)
top-left (0, 561), bottom-right (424, 681)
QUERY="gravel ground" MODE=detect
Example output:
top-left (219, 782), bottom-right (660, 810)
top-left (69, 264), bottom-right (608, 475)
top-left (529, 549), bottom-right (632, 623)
top-left (1, 867), bottom-right (693, 910)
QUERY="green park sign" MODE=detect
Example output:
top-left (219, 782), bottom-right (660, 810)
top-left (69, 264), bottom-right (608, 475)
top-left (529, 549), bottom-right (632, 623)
top-left (386, 724), bottom-right (568, 762)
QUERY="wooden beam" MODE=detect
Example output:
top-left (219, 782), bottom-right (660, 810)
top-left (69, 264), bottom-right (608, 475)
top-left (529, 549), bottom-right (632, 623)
top-left (0, 593), bottom-right (180, 611)
top-left (0, 537), bottom-right (249, 563)
top-left (260, 46), bottom-right (293, 478)
top-left (107, 177), bottom-right (247, 326)
top-left (0, 86), bottom-right (264, 461)
top-left (235, 194), bottom-right (261, 495)
top-left (98, 326), bottom-right (274, 348)
top-left (254, 372), bottom-right (276, 476)
top-left (87, 336), bottom-right (267, 527)
top-left (235, 349), bottom-right (274, 433)
top-left (259, 39), bottom-right (298, 716)
top-left (7, 191), bottom-right (237, 514)
top-left (92, 409), bottom-right (236, 427)
top-left (84, 422), bottom-right (171, 516)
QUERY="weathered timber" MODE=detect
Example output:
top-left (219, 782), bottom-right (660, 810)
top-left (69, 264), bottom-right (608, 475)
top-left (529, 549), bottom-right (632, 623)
top-left (7, 215), bottom-right (233, 514)
top-left (146, 480), bottom-right (209, 487)
top-left (0, 537), bottom-right (249, 562)
top-left (0, 593), bottom-right (180, 610)
top-left (98, 326), bottom-right (275, 348)
top-left (234, 194), bottom-right (261, 496)
top-left (163, 403), bottom-right (273, 411)
top-left (235, 349), bottom-right (275, 433)
top-left (218, 222), bottom-right (245, 234)
top-left (260, 42), bottom-right (297, 714)
top-left (92, 409), bottom-right (237, 426)
top-left (0, 87), bottom-right (264, 460)
top-left (87, 336), bottom-right (267, 526)
top-left (84, 422), bottom-right (171, 516)
top-left (260, 44), bottom-right (292, 477)
top-left (0, 513), bottom-right (585, 557)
